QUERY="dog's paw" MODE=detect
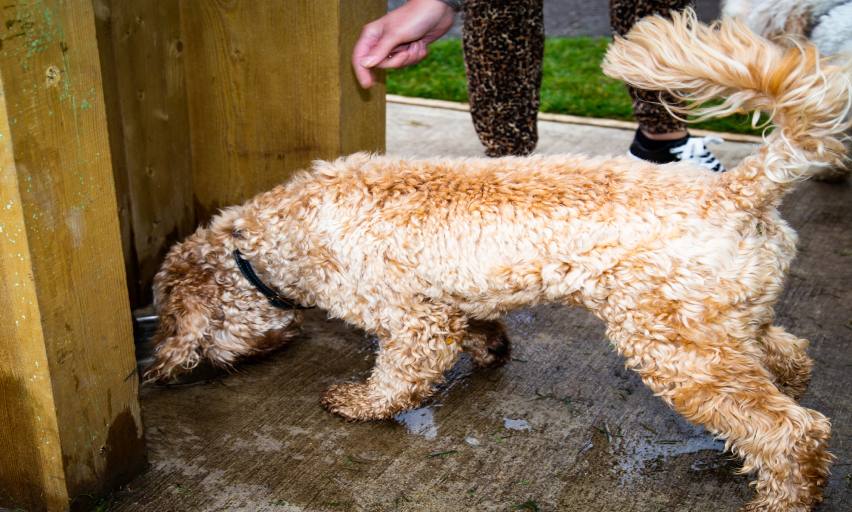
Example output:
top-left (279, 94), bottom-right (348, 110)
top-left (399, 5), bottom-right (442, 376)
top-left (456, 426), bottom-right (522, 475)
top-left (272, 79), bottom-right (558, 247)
top-left (778, 379), bottom-right (811, 402)
top-left (774, 354), bottom-right (813, 401)
top-left (320, 382), bottom-right (396, 421)
top-left (465, 321), bottom-right (512, 369)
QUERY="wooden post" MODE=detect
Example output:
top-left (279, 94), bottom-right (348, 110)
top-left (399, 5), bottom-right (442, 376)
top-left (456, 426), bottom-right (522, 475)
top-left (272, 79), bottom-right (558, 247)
top-left (0, 1), bottom-right (145, 510)
top-left (180, 0), bottom-right (387, 222)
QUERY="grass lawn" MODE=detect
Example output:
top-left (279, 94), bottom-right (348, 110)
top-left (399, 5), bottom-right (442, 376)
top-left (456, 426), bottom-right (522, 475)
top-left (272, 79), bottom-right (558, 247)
top-left (387, 37), bottom-right (761, 135)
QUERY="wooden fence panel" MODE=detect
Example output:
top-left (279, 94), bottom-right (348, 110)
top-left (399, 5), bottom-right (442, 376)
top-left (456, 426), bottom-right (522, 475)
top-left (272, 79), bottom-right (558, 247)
top-left (180, 0), bottom-right (386, 222)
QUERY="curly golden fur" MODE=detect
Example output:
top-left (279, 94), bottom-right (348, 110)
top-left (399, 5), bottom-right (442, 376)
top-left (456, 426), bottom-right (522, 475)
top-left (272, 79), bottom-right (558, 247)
top-left (722, 0), bottom-right (852, 181)
top-left (146, 11), bottom-right (850, 512)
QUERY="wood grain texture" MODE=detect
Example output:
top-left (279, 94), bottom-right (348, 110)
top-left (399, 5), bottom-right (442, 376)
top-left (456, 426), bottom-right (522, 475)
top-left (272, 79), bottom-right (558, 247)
top-left (93, 0), bottom-right (137, 307)
top-left (0, 1), bottom-right (145, 509)
top-left (0, 68), bottom-right (68, 512)
top-left (180, 0), bottom-right (386, 222)
top-left (95, 0), bottom-right (194, 306)
top-left (339, 0), bottom-right (386, 155)
top-left (94, 0), bottom-right (385, 304)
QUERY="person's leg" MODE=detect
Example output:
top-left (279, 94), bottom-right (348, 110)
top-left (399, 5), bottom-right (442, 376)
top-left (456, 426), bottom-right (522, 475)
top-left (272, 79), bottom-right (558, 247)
top-left (462, 0), bottom-right (544, 157)
top-left (611, 0), bottom-right (690, 136)
top-left (610, 0), bottom-right (726, 171)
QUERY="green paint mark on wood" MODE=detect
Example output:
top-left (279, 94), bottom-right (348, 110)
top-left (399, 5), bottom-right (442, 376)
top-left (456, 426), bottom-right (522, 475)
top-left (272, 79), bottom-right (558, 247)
top-left (42, 7), bottom-right (53, 28)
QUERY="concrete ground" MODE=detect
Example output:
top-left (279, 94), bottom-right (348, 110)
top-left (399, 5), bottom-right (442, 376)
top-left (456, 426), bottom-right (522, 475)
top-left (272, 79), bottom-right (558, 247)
top-left (111, 103), bottom-right (852, 512)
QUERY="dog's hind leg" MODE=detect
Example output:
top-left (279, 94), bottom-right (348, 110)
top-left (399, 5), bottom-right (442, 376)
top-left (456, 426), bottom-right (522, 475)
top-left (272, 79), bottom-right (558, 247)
top-left (757, 325), bottom-right (813, 400)
top-left (463, 319), bottom-right (512, 368)
top-left (321, 302), bottom-right (465, 421)
top-left (619, 328), bottom-right (831, 511)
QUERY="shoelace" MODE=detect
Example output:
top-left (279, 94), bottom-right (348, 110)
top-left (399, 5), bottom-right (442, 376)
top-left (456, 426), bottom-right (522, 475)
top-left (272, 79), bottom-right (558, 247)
top-left (669, 136), bottom-right (726, 172)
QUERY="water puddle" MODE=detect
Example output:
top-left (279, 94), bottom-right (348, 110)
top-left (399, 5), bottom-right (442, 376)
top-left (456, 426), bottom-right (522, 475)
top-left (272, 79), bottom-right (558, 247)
top-left (503, 417), bottom-right (532, 431)
top-left (395, 407), bottom-right (438, 439)
top-left (616, 425), bottom-right (725, 484)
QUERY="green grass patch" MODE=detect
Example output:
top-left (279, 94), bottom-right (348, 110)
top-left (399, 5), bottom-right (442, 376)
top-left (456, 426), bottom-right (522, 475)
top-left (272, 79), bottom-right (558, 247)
top-left (387, 37), bottom-right (761, 135)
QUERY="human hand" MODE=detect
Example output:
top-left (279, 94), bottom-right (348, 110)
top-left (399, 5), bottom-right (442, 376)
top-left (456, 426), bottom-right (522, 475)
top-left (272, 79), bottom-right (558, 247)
top-left (352, 0), bottom-right (456, 88)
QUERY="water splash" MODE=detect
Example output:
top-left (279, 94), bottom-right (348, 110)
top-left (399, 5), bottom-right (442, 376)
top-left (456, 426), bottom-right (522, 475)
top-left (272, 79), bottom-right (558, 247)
top-left (396, 407), bottom-right (438, 439)
top-left (616, 425), bottom-right (725, 484)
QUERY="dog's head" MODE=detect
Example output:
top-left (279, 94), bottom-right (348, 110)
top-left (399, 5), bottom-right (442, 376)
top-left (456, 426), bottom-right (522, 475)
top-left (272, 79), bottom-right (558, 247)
top-left (144, 226), bottom-right (303, 383)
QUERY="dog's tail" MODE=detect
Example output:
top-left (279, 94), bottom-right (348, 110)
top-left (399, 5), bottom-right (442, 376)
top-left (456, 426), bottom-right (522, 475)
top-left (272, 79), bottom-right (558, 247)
top-left (602, 9), bottom-right (850, 203)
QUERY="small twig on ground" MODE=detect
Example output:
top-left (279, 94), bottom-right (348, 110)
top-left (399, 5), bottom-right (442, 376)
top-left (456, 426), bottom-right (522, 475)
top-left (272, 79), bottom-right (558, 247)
top-left (639, 422), bottom-right (658, 435)
top-left (428, 450), bottom-right (459, 458)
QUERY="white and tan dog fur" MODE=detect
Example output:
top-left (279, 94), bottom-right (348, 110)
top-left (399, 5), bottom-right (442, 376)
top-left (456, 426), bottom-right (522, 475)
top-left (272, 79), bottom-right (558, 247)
top-left (146, 11), bottom-right (850, 512)
top-left (723, 0), bottom-right (852, 181)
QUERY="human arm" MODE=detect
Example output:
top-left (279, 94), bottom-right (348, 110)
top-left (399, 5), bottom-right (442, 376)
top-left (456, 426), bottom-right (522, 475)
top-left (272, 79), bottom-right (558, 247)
top-left (352, 0), bottom-right (460, 88)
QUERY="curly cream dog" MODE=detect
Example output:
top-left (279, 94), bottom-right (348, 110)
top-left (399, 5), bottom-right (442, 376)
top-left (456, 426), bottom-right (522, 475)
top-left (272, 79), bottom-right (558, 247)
top-left (146, 11), bottom-right (850, 512)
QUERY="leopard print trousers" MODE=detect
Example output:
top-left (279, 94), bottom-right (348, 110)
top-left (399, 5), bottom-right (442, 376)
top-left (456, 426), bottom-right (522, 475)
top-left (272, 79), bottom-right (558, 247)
top-left (462, 0), bottom-right (544, 157)
top-left (610, 0), bottom-right (691, 134)
top-left (462, 0), bottom-right (691, 156)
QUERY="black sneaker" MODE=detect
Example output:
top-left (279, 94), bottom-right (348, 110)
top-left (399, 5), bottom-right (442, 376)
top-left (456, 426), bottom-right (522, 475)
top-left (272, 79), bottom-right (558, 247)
top-left (628, 129), bottom-right (726, 172)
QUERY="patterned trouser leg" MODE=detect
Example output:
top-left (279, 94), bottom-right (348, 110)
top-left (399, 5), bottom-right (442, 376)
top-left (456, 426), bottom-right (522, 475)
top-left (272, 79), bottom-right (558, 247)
top-left (462, 0), bottom-right (544, 157)
top-left (609, 0), bottom-right (692, 134)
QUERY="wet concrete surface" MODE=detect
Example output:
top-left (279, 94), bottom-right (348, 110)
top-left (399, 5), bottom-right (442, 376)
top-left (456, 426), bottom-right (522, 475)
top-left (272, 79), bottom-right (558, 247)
top-left (388, 0), bottom-right (722, 38)
top-left (112, 105), bottom-right (852, 511)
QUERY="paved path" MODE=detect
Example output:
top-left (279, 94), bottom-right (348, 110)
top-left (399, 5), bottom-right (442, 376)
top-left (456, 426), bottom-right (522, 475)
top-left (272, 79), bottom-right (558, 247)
top-left (386, 101), bottom-right (754, 164)
top-left (111, 103), bottom-right (851, 512)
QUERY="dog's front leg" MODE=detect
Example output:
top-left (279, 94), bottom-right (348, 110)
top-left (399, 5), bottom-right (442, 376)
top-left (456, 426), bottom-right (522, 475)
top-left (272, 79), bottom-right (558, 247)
top-left (321, 304), bottom-right (464, 421)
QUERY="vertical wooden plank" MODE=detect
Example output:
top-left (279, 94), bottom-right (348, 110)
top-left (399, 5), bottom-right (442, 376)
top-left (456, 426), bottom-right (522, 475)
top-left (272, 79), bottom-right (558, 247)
top-left (94, 0), bottom-right (194, 306)
top-left (339, 0), bottom-right (386, 155)
top-left (0, 1), bottom-right (145, 510)
top-left (180, 0), bottom-right (337, 221)
top-left (92, 0), bottom-right (138, 307)
top-left (180, 0), bottom-right (386, 222)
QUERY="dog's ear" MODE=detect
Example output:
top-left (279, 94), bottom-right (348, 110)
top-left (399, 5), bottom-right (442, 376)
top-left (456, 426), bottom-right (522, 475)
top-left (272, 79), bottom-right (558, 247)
top-left (145, 285), bottom-right (215, 382)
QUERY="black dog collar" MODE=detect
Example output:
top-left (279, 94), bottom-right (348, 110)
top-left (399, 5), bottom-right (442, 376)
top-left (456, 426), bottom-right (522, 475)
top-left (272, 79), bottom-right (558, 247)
top-left (232, 250), bottom-right (312, 311)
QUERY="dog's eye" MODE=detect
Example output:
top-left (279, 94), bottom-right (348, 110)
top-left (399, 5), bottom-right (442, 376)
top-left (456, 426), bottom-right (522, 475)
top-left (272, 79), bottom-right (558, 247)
top-left (232, 228), bottom-right (244, 239)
